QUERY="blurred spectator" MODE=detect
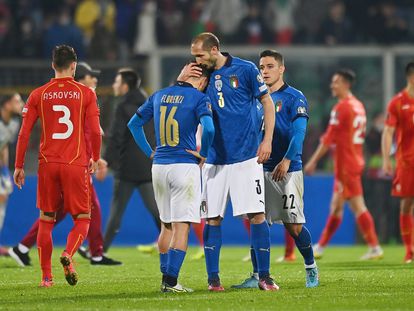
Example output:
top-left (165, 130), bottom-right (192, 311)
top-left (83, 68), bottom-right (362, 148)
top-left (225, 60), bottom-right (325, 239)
top-left (264, 0), bottom-right (298, 45)
top-left (156, 0), bottom-right (187, 45)
top-left (134, 0), bottom-right (157, 55)
top-left (200, 0), bottom-right (247, 44)
top-left (365, 111), bottom-right (386, 178)
top-left (115, 0), bottom-right (141, 60)
top-left (75, 0), bottom-right (115, 42)
top-left (43, 7), bottom-right (85, 58)
top-left (88, 20), bottom-right (118, 60)
top-left (0, 2), bottom-right (16, 58)
top-left (188, 0), bottom-right (208, 39)
top-left (238, 2), bottom-right (267, 45)
top-left (16, 17), bottom-right (41, 58)
top-left (318, 0), bottom-right (355, 45)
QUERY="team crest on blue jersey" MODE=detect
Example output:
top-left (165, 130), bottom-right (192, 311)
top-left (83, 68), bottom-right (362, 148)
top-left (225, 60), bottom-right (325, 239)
top-left (297, 106), bottom-right (307, 114)
top-left (215, 79), bottom-right (223, 91)
top-left (275, 101), bottom-right (282, 112)
top-left (229, 75), bottom-right (239, 88)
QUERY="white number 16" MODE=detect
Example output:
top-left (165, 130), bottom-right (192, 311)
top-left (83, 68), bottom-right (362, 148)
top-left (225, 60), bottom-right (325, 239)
top-left (52, 105), bottom-right (73, 139)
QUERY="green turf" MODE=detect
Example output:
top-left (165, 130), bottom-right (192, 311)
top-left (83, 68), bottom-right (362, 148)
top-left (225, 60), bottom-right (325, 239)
top-left (0, 246), bottom-right (413, 310)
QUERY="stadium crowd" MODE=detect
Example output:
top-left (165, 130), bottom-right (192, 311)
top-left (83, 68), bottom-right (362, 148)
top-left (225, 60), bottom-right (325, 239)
top-left (1, 0), bottom-right (414, 60)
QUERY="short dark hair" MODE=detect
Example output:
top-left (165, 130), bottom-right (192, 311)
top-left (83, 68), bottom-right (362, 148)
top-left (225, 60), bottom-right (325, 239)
top-left (405, 62), bottom-right (414, 77)
top-left (117, 68), bottom-right (141, 90)
top-left (52, 45), bottom-right (77, 70)
top-left (334, 68), bottom-right (356, 85)
top-left (192, 32), bottom-right (220, 51)
top-left (259, 50), bottom-right (284, 65)
top-left (0, 94), bottom-right (14, 108)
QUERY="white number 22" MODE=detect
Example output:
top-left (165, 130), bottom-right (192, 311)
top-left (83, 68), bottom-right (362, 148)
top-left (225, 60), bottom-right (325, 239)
top-left (352, 115), bottom-right (366, 144)
top-left (52, 105), bottom-right (73, 139)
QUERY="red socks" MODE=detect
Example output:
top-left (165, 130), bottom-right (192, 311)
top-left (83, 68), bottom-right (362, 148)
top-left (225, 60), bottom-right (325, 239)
top-left (66, 218), bottom-right (90, 257)
top-left (400, 214), bottom-right (413, 256)
top-left (356, 211), bottom-right (379, 247)
top-left (318, 215), bottom-right (342, 247)
top-left (37, 219), bottom-right (55, 279)
top-left (192, 220), bottom-right (205, 246)
top-left (284, 228), bottom-right (296, 257)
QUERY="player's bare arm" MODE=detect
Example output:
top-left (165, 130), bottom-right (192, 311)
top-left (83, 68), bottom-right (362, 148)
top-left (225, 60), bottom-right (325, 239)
top-left (257, 93), bottom-right (275, 164)
top-left (381, 125), bottom-right (395, 176)
top-left (177, 62), bottom-right (203, 81)
top-left (304, 143), bottom-right (329, 175)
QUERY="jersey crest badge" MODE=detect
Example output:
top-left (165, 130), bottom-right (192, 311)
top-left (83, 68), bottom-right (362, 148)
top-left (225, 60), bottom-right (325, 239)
top-left (297, 106), bottom-right (307, 114)
top-left (229, 75), bottom-right (239, 88)
top-left (215, 80), bottom-right (223, 91)
top-left (275, 101), bottom-right (282, 112)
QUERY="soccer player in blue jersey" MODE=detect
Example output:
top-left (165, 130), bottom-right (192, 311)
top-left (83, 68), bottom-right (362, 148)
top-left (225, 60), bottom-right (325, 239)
top-left (233, 50), bottom-right (319, 288)
top-left (127, 64), bottom-right (215, 293)
top-left (189, 32), bottom-right (278, 291)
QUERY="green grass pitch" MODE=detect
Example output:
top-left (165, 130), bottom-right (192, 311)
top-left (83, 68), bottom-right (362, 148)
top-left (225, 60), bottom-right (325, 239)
top-left (0, 245), bottom-right (413, 310)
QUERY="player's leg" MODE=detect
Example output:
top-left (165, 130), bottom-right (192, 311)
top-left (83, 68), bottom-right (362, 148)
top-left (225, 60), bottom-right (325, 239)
top-left (231, 158), bottom-right (277, 291)
top-left (103, 178), bottom-right (135, 252)
top-left (240, 217), bottom-right (252, 262)
top-left (36, 162), bottom-right (61, 287)
top-left (202, 163), bottom-right (228, 291)
top-left (9, 207), bottom-right (67, 267)
top-left (0, 193), bottom-right (8, 255)
top-left (190, 220), bottom-right (205, 260)
top-left (60, 165), bottom-right (92, 286)
top-left (136, 181), bottom-right (161, 254)
top-left (313, 186), bottom-right (345, 258)
top-left (399, 197), bottom-right (414, 263)
top-left (348, 195), bottom-right (383, 260)
top-left (158, 222), bottom-right (172, 286)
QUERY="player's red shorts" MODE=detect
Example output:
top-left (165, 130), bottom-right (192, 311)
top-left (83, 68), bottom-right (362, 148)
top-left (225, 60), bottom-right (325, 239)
top-left (37, 162), bottom-right (91, 215)
top-left (392, 167), bottom-right (414, 197)
top-left (333, 171), bottom-right (363, 199)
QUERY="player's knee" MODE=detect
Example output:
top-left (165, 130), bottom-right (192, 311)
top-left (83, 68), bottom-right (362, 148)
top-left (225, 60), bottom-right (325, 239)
top-left (285, 223), bottom-right (302, 238)
top-left (247, 212), bottom-right (265, 224)
top-left (73, 213), bottom-right (91, 220)
top-left (207, 217), bottom-right (221, 226)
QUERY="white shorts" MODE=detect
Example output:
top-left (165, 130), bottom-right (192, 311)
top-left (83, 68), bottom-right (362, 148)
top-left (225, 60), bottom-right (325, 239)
top-left (152, 163), bottom-right (201, 223)
top-left (201, 157), bottom-right (265, 218)
top-left (264, 170), bottom-right (306, 225)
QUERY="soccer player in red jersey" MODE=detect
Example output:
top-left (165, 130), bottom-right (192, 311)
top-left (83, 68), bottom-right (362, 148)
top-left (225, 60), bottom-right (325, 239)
top-left (304, 69), bottom-right (383, 260)
top-left (8, 62), bottom-right (121, 267)
top-left (382, 62), bottom-right (414, 263)
top-left (13, 45), bottom-right (101, 287)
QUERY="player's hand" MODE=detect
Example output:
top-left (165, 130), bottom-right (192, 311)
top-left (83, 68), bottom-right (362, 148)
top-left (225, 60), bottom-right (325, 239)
top-left (95, 158), bottom-right (108, 181)
top-left (382, 158), bottom-right (393, 176)
top-left (304, 161), bottom-right (316, 175)
top-left (186, 149), bottom-right (206, 168)
top-left (256, 140), bottom-right (272, 164)
top-left (272, 158), bottom-right (291, 182)
top-left (13, 168), bottom-right (25, 190)
top-left (89, 159), bottom-right (99, 174)
top-left (177, 63), bottom-right (202, 81)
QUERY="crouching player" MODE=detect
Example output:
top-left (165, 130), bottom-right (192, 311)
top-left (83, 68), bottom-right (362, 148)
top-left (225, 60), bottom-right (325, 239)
top-left (128, 64), bottom-right (214, 292)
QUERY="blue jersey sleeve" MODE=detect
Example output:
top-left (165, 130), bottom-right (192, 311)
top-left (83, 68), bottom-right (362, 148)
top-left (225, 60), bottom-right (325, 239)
top-left (199, 115), bottom-right (215, 158)
top-left (195, 95), bottom-right (213, 120)
top-left (247, 64), bottom-right (268, 99)
top-left (127, 114), bottom-right (153, 158)
top-left (284, 117), bottom-right (307, 160)
top-left (291, 95), bottom-right (309, 122)
top-left (136, 95), bottom-right (154, 122)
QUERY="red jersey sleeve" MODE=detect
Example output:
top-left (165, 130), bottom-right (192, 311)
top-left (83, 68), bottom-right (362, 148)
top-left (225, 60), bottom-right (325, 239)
top-left (84, 91), bottom-right (101, 161)
top-left (321, 103), bottom-right (351, 146)
top-left (385, 97), bottom-right (399, 127)
top-left (15, 92), bottom-right (39, 168)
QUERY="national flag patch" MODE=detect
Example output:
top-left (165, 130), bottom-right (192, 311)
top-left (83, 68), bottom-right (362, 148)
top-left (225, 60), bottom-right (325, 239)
top-left (275, 101), bottom-right (282, 112)
top-left (229, 75), bottom-right (239, 88)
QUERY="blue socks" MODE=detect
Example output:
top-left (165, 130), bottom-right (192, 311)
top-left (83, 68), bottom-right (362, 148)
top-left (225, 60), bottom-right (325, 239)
top-left (294, 226), bottom-right (316, 267)
top-left (251, 221), bottom-right (270, 278)
top-left (164, 248), bottom-right (186, 286)
top-left (159, 253), bottom-right (168, 274)
top-left (250, 246), bottom-right (258, 274)
top-left (203, 224), bottom-right (222, 282)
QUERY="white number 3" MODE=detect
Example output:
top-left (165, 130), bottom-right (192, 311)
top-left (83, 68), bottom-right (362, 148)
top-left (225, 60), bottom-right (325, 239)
top-left (52, 105), bottom-right (73, 139)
